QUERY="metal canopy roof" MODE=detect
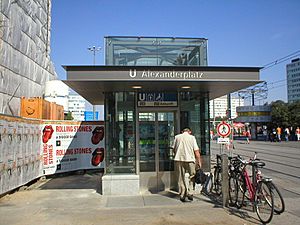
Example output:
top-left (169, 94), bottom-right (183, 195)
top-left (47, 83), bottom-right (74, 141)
top-left (62, 65), bottom-right (262, 105)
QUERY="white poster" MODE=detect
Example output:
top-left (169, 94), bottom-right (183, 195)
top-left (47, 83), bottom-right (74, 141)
top-left (0, 120), bottom-right (7, 195)
top-left (41, 121), bottom-right (105, 175)
top-left (0, 116), bottom-right (41, 195)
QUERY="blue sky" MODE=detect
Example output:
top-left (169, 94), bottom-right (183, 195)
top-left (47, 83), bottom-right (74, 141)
top-left (50, 0), bottom-right (300, 105)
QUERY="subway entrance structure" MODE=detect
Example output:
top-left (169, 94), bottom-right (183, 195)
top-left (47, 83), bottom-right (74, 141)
top-left (63, 36), bottom-right (261, 195)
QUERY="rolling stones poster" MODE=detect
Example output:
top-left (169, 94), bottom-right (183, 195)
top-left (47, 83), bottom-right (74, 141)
top-left (41, 121), bottom-right (105, 175)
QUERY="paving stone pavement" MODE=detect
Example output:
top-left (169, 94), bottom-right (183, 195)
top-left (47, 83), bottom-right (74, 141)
top-left (1, 140), bottom-right (300, 225)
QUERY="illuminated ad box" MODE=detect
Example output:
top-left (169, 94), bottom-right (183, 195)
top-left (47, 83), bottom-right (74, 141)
top-left (138, 92), bottom-right (177, 107)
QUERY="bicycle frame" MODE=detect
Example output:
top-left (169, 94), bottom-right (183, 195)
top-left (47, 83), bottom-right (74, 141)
top-left (242, 168), bottom-right (255, 201)
top-left (240, 158), bottom-right (266, 210)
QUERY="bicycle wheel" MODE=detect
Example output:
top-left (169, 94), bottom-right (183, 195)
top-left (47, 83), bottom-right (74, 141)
top-left (255, 180), bottom-right (274, 224)
top-left (213, 166), bottom-right (222, 195)
top-left (236, 174), bottom-right (246, 209)
top-left (228, 175), bottom-right (238, 206)
top-left (270, 182), bottom-right (285, 214)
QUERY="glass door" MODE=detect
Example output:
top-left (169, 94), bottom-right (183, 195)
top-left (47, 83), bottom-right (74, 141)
top-left (139, 112), bottom-right (156, 173)
top-left (138, 112), bottom-right (176, 193)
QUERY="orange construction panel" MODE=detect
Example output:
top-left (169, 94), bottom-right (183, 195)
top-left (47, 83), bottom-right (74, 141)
top-left (20, 97), bottom-right (51, 119)
top-left (50, 102), bottom-right (64, 120)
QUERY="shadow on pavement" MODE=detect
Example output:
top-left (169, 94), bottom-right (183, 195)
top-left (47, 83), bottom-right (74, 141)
top-left (226, 207), bottom-right (260, 224)
top-left (38, 170), bottom-right (103, 194)
top-left (200, 191), bottom-right (260, 225)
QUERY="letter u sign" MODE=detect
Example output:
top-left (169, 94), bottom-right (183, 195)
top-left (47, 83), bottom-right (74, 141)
top-left (138, 93), bottom-right (146, 101)
top-left (129, 69), bottom-right (137, 78)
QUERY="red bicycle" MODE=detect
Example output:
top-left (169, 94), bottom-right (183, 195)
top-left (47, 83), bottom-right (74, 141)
top-left (229, 155), bottom-right (274, 224)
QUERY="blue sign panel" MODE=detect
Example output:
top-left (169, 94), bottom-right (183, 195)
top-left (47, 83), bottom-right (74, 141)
top-left (84, 111), bottom-right (99, 121)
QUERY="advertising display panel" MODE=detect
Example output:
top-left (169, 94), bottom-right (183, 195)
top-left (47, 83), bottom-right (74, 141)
top-left (41, 121), bottom-right (105, 175)
top-left (0, 115), bottom-right (105, 195)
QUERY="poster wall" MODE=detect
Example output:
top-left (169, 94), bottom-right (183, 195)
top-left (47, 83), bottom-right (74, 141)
top-left (0, 115), bottom-right (41, 195)
top-left (41, 121), bottom-right (105, 175)
top-left (0, 116), bottom-right (105, 195)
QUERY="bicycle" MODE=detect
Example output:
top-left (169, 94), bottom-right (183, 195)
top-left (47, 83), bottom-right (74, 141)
top-left (228, 156), bottom-right (243, 206)
top-left (213, 154), bottom-right (222, 195)
top-left (241, 152), bottom-right (285, 215)
top-left (252, 153), bottom-right (285, 215)
top-left (231, 155), bottom-right (274, 224)
top-left (214, 154), bottom-right (237, 197)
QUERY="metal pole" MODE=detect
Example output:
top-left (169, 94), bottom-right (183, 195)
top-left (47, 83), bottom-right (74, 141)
top-left (227, 94), bottom-right (231, 119)
top-left (93, 50), bottom-right (96, 65)
top-left (87, 46), bottom-right (101, 65)
top-left (87, 46), bottom-right (101, 120)
top-left (252, 91), bottom-right (255, 106)
top-left (93, 105), bottom-right (96, 120)
top-left (221, 154), bottom-right (229, 207)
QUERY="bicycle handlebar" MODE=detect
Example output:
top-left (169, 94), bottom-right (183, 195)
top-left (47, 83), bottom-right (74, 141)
top-left (235, 155), bottom-right (247, 164)
top-left (233, 154), bottom-right (265, 168)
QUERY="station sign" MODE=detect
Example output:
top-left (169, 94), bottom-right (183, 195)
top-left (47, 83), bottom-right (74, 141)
top-left (138, 92), bottom-right (177, 107)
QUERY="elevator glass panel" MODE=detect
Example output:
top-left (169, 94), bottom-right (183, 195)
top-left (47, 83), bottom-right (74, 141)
top-left (138, 112), bottom-right (176, 193)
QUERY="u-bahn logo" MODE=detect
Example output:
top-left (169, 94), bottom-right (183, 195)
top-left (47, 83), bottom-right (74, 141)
top-left (129, 69), bottom-right (137, 78)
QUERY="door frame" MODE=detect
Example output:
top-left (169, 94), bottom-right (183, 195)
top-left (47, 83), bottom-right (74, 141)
top-left (136, 108), bottom-right (179, 193)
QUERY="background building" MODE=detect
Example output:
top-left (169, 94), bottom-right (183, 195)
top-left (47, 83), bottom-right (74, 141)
top-left (68, 94), bottom-right (86, 121)
top-left (210, 95), bottom-right (244, 120)
top-left (105, 36), bottom-right (208, 66)
top-left (0, 0), bottom-right (57, 116)
top-left (287, 58), bottom-right (300, 103)
top-left (44, 80), bottom-right (69, 112)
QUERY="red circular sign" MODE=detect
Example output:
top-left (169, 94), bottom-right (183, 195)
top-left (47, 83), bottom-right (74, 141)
top-left (217, 121), bottom-right (231, 137)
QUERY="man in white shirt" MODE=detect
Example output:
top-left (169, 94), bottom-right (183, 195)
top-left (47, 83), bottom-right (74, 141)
top-left (172, 127), bottom-right (201, 202)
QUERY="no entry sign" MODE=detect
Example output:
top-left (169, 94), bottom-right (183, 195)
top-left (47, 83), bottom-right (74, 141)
top-left (217, 121), bottom-right (231, 137)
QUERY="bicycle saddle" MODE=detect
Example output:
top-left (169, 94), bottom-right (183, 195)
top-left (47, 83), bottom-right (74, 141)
top-left (251, 160), bottom-right (265, 168)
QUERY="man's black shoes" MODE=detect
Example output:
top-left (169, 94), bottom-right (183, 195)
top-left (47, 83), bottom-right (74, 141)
top-left (187, 194), bottom-right (193, 201)
top-left (180, 194), bottom-right (193, 202)
top-left (180, 196), bottom-right (186, 202)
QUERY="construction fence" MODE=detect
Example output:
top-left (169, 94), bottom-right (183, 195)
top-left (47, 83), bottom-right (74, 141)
top-left (0, 114), bottom-right (105, 195)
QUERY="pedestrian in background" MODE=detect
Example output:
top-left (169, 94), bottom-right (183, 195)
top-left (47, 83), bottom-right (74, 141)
top-left (290, 127), bottom-right (295, 141)
top-left (210, 130), bottom-right (214, 141)
top-left (276, 126), bottom-right (282, 142)
top-left (296, 127), bottom-right (300, 141)
top-left (263, 129), bottom-right (268, 141)
top-left (172, 127), bottom-right (201, 202)
top-left (271, 128), bottom-right (277, 142)
top-left (284, 127), bottom-right (290, 141)
top-left (245, 130), bottom-right (251, 144)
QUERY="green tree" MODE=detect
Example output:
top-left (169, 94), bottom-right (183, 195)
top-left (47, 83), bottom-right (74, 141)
top-left (64, 111), bottom-right (74, 120)
top-left (288, 100), bottom-right (300, 128)
top-left (269, 100), bottom-right (300, 129)
top-left (269, 100), bottom-right (289, 128)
